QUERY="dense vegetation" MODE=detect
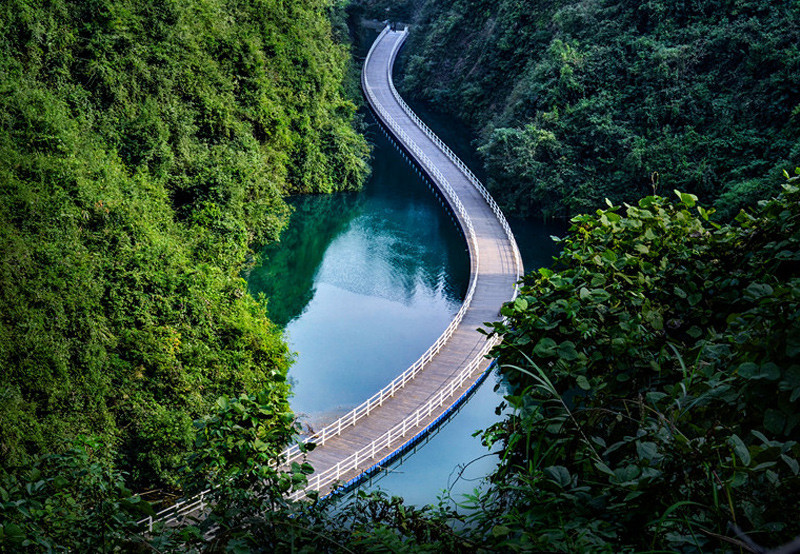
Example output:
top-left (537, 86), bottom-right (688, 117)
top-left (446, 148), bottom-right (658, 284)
top-left (3, 2), bottom-right (800, 551)
top-left (6, 180), bottom-right (797, 552)
top-left (0, 0), bottom-right (369, 490)
top-left (0, 390), bottom-right (472, 551)
top-left (358, 0), bottom-right (800, 219)
top-left (478, 178), bottom-right (800, 551)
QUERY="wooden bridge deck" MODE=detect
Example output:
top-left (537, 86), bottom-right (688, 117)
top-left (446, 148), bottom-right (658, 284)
top-left (285, 27), bottom-right (522, 499)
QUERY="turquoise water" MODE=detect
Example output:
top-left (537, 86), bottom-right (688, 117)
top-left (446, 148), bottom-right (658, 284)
top-left (247, 104), bottom-right (563, 505)
top-left (351, 207), bottom-right (565, 507)
top-left (354, 93), bottom-right (566, 506)
top-left (248, 119), bottom-right (471, 429)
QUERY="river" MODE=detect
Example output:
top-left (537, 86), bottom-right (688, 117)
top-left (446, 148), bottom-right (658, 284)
top-left (248, 119), bottom-right (470, 430)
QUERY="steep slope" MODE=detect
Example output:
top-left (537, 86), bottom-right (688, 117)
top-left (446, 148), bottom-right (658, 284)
top-left (381, 0), bottom-right (800, 217)
top-left (0, 0), bottom-right (369, 487)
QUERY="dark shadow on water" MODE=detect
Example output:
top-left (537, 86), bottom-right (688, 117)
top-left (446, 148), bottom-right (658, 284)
top-left (248, 193), bottom-right (364, 327)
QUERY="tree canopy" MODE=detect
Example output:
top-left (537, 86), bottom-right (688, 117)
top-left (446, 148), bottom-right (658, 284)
top-left (481, 178), bottom-right (800, 551)
top-left (384, 0), bottom-right (800, 218)
top-left (0, 0), bottom-right (369, 489)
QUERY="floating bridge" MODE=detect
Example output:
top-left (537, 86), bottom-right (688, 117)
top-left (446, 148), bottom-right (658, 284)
top-left (141, 25), bottom-right (521, 530)
top-left (281, 26), bottom-right (522, 500)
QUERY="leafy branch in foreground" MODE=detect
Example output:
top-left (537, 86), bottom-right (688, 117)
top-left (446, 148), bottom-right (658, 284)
top-left (0, 437), bottom-right (153, 551)
top-left (0, 392), bottom-right (476, 552)
top-left (5, 168), bottom-right (799, 552)
top-left (479, 177), bottom-right (800, 552)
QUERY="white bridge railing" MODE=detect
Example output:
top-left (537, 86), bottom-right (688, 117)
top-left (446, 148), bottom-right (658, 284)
top-left (140, 489), bottom-right (211, 532)
top-left (286, 24), bottom-right (522, 501)
top-left (385, 28), bottom-right (524, 280)
top-left (282, 24), bottom-right (484, 467)
top-left (287, 334), bottom-right (501, 500)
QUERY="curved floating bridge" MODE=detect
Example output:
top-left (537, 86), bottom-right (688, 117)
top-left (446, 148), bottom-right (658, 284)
top-left (283, 26), bottom-right (522, 500)
top-left (140, 26), bottom-right (522, 530)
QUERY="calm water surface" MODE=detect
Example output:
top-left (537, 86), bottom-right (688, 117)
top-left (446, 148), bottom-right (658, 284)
top-left (248, 120), bottom-right (470, 428)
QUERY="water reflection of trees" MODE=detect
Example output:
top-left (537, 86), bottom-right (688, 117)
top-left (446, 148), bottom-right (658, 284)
top-left (247, 192), bottom-right (363, 326)
top-left (314, 203), bottom-right (468, 305)
top-left (248, 120), bottom-right (473, 327)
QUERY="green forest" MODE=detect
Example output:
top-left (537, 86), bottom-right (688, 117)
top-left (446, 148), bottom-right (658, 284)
top-left (361, 0), bottom-right (800, 219)
top-left (2, 0), bottom-right (799, 552)
top-left (0, 0), bottom-right (369, 491)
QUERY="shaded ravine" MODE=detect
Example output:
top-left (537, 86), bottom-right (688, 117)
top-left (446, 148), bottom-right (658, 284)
top-left (138, 27), bottom-right (536, 523)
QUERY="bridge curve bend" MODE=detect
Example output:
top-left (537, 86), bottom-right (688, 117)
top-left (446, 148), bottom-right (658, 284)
top-left (140, 26), bottom-right (522, 529)
top-left (282, 26), bottom-right (523, 499)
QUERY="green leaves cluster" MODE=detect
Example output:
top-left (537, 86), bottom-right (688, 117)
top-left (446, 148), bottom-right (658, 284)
top-left (0, 437), bottom-right (153, 551)
top-left (480, 179), bottom-right (800, 551)
top-left (188, 392), bottom-right (302, 494)
top-left (400, 0), bottom-right (800, 218)
top-left (0, 394), bottom-right (307, 551)
top-left (158, 392), bottom-right (317, 549)
top-left (0, 394), bottom-right (471, 552)
top-left (0, 0), bottom-right (369, 489)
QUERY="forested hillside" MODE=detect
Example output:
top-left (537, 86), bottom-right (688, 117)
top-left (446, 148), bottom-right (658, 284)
top-left (3, 1), bottom-right (799, 551)
top-left (480, 180), bottom-right (800, 551)
top-left (360, 0), bottom-right (800, 218)
top-left (341, 2), bottom-right (800, 550)
top-left (0, 0), bottom-right (369, 489)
